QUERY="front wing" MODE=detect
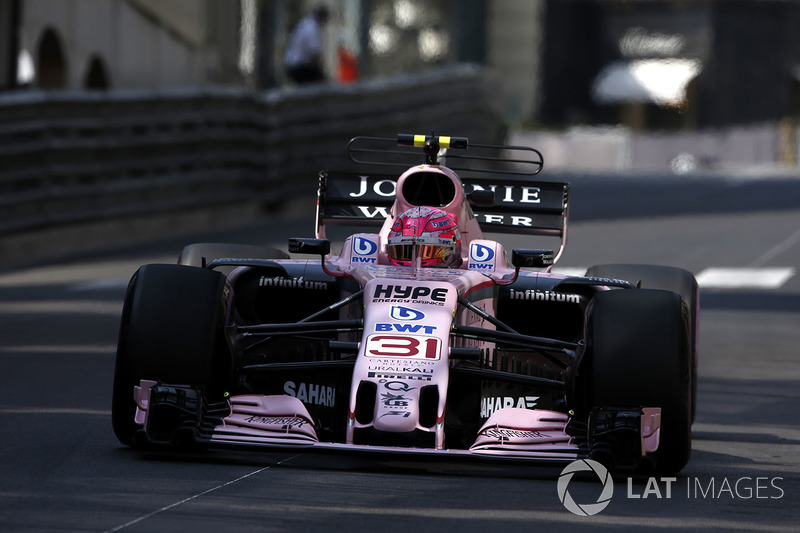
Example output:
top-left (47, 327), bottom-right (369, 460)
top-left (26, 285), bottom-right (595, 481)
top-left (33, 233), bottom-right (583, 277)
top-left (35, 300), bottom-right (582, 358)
top-left (134, 381), bottom-right (662, 466)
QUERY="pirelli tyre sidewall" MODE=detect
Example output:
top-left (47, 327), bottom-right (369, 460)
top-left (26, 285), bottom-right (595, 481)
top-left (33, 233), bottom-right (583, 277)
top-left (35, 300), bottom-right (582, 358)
top-left (112, 264), bottom-right (230, 447)
top-left (585, 264), bottom-right (699, 423)
top-left (586, 288), bottom-right (692, 475)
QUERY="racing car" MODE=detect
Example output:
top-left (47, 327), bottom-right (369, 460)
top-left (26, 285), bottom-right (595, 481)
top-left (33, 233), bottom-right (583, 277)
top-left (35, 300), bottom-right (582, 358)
top-left (112, 134), bottom-right (698, 475)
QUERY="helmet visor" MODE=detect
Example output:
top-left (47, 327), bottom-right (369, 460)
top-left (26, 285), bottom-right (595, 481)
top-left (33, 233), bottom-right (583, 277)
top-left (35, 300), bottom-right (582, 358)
top-left (387, 244), bottom-right (451, 262)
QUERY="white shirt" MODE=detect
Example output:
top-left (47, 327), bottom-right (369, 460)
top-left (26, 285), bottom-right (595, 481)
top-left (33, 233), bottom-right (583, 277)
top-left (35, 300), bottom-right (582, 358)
top-left (284, 16), bottom-right (323, 68)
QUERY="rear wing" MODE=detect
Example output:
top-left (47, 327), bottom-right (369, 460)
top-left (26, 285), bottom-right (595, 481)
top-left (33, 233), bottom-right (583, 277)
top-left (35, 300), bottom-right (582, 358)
top-left (316, 171), bottom-right (395, 236)
top-left (316, 171), bottom-right (570, 238)
top-left (315, 134), bottom-right (570, 266)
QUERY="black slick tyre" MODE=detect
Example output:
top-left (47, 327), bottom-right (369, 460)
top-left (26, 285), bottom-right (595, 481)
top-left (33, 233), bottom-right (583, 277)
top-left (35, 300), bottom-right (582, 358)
top-left (586, 288), bottom-right (692, 475)
top-left (586, 264), bottom-right (699, 423)
top-left (111, 264), bottom-right (229, 447)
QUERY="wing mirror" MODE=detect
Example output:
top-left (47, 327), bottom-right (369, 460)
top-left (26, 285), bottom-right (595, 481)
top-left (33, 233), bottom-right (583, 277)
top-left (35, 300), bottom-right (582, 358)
top-left (511, 249), bottom-right (555, 268)
top-left (466, 189), bottom-right (495, 207)
top-left (288, 238), bottom-right (331, 256)
top-left (494, 249), bottom-right (556, 286)
top-left (289, 238), bottom-right (343, 277)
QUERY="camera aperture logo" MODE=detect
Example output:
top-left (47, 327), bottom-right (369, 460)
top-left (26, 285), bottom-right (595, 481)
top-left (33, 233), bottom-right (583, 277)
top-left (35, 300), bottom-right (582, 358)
top-left (557, 459), bottom-right (614, 516)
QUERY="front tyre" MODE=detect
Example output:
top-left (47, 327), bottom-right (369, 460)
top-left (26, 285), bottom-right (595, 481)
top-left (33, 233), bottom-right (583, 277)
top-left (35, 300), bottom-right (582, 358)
top-left (111, 264), bottom-right (230, 447)
top-left (585, 264), bottom-right (699, 423)
top-left (585, 288), bottom-right (692, 475)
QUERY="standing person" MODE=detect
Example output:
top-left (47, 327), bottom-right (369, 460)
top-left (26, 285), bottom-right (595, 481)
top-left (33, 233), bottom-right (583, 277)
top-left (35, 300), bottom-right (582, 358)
top-left (284, 5), bottom-right (330, 85)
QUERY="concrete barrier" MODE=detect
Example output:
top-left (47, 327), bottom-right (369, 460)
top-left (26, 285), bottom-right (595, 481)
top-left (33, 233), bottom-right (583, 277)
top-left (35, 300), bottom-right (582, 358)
top-left (0, 64), bottom-right (504, 266)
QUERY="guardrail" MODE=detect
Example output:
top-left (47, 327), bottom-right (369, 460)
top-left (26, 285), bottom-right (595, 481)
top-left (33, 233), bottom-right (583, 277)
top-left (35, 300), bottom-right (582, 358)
top-left (0, 64), bottom-right (504, 240)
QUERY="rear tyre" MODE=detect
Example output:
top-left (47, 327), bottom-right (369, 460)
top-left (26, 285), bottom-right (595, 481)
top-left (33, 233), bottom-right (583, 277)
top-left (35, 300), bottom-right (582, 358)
top-left (585, 264), bottom-right (699, 423)
top-left (111, 264), bottom-right (230, 447)
top-left (586, 289), bottom-right (692, 475)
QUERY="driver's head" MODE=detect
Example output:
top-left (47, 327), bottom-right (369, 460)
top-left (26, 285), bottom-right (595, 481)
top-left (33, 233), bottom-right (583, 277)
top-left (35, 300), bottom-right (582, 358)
top-left (387, 206), bottom-right (462, 267)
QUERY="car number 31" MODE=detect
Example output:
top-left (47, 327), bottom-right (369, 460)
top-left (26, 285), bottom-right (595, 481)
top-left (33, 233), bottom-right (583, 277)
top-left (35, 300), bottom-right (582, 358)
top-left (365, 334), bottom-right (441, 360)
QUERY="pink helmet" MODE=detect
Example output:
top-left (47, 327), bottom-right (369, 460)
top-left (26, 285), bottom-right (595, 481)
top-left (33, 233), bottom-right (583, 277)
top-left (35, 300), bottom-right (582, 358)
top-left (387, 206), bottom-right (462, 267)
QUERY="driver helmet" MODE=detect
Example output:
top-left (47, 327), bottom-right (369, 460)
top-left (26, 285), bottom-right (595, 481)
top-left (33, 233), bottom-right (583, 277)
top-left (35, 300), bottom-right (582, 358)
top-left (387, 206), bottom-right (462, 267)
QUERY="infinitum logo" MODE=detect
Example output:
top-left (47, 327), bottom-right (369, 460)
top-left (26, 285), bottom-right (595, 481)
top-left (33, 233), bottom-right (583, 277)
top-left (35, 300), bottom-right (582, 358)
top-left (557, 459), bottom-right (614, 516)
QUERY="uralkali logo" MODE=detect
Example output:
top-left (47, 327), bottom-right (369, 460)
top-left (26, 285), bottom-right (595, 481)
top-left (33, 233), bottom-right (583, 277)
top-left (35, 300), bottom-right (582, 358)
top-left (557, 459), bottom-right (614, 516)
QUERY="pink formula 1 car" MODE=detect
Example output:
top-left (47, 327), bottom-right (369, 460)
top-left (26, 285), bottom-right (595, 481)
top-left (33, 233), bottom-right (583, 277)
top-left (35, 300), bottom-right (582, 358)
top-left (112, 134), bottom-right (698, 475)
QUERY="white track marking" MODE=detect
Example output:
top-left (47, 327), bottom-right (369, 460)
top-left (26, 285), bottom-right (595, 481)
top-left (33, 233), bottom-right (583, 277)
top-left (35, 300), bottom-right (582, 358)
top-left (553, 266), bottom-right (796, 289)
top-left (550, 267), bottom-right (587, 277)
top-left (696, 267), bottom-right (796, 289)
top-left (105, 454), bottom-right (302, 532)
top-left (749, 226), bottom-right (800, 268)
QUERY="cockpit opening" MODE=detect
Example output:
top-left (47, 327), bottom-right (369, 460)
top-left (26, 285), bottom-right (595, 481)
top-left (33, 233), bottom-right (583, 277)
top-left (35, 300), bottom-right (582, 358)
top-left (400, 171), bottom-right (457, 207)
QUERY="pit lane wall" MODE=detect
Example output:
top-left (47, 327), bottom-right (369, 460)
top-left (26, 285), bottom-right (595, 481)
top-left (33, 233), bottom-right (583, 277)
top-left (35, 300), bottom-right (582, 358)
top-left (0, 64), bottom-right (503, 264)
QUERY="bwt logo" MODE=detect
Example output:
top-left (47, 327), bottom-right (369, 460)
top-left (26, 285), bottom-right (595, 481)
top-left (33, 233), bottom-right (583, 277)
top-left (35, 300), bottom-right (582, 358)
top-left (376, 323), bottom-right (437, 334)
top-left (469, 243), bottom-right (495, 270)
top-left (352, 237), bottom-right (378, 263)
top-left (470, 243), bottom-right (495, 262)
top-left (430, 219), bottom-right (452, 229)
top-left (390, 305), bottom-right (425, 321)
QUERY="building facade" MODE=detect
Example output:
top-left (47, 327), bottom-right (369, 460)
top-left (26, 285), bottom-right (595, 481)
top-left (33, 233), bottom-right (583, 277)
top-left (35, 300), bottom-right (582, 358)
top-left (3, 0), bottom-right (243, 90)
top-left (539, 0), bottom-right (800, 130)
top-left (4, 0), bottom-right (800, 132)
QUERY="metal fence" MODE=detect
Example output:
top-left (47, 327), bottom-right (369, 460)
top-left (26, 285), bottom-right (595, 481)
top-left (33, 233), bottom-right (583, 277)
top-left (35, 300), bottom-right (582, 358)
top-left (0, 64), bottom-right (503, 240)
